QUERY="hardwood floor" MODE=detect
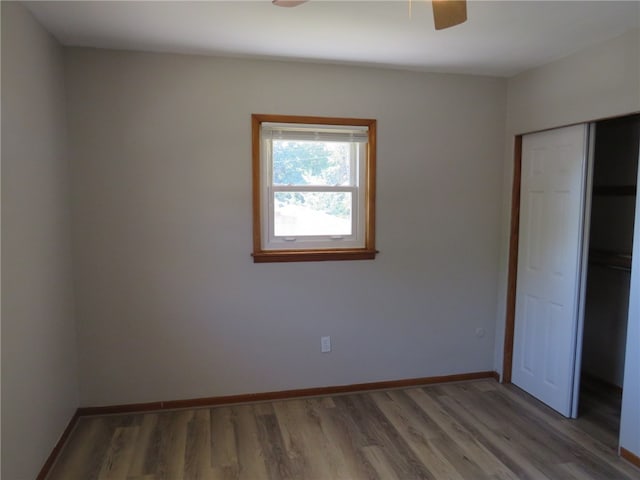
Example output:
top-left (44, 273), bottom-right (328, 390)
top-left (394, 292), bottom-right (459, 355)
top-left (46, 379), bottom-right (640, 480)
top-left (577, 375), bottom-right (624, 452)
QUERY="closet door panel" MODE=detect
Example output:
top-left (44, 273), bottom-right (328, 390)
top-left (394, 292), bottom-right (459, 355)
top-left (513, 124), bottom-right (589, 417)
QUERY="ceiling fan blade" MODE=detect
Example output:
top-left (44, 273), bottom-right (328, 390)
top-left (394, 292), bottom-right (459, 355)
top-left (432, 0), bottom-right (467, 30)
top-left (272, 0), bottom-right (307, 7)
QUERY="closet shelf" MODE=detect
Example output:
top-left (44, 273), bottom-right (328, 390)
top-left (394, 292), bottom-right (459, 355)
top-left (589, 249), bottom-right (632, 272)
top-left (592, 185), bottom-right (637, 196)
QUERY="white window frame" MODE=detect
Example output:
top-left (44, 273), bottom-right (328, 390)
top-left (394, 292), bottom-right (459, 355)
top-left (252, 114), bottom-right (377, 263)
top-left (262, 124), bottom-right (366, 250)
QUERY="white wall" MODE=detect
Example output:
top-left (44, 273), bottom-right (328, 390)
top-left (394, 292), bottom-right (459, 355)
top-left (1, 3), bottom-right (79, 479)
top-left (64, 48), bottom-right (507, 407)
top-left (622, 163), bottom-right (640, 459)
top-left (504, 29), bottom-right (640, 136)
top-left (494, 27), bottom-right (640, 457)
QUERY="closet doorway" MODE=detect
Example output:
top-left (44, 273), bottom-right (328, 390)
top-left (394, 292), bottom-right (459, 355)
top-left (578, 114), bottom-right (639, 445)
top-left (503, 113), bottom-right (640, 447)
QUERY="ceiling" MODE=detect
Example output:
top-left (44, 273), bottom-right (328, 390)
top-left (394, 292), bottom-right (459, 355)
top-left (25, 1), bottom-right (640, 77)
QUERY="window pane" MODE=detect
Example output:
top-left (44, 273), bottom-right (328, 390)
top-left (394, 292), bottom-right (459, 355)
top-left (272, 141), bottom-right (353, 186)
top-left (274, 191), bottom-right (352, 237)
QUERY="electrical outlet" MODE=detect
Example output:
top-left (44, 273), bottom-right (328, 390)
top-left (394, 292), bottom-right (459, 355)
top-left (321, 336), bottom-right (331, 353)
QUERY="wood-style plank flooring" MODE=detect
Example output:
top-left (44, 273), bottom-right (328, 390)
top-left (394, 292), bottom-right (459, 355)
top-left (577, 375), bottom-right (624, 452)
top-left (46, 380), bottom-right (640, 479)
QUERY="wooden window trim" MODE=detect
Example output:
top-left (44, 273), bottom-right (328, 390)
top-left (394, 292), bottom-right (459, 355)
top-left (252, 114), bottom-right (377, 263)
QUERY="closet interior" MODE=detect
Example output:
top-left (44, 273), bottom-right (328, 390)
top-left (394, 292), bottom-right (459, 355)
top-left (579, 114), bottom-right (640, 446)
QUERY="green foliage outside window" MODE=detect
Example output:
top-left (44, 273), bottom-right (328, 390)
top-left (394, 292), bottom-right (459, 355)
top-left (272, 141), bottom-right (352, 219)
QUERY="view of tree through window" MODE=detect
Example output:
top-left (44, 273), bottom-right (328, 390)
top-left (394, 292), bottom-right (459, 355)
top-left (272, 140), bottom-right (354, 236)
top-left (273, 140), bottom-right (351, 186)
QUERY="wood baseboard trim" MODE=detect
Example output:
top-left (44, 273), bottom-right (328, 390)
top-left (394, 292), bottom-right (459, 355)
top-left (36, 410), bottom-right (80, 480)
top-left (621, 447), bottom-right (640, 469)
top-left (77, 370), bottom-right (498, 416)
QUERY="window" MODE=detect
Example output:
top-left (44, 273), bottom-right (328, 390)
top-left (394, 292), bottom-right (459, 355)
top-left (252, 114), bottom-right (377, 263)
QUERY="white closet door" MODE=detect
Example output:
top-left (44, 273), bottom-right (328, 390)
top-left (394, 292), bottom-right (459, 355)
top-left (513, 124), bottom-right (589, 417)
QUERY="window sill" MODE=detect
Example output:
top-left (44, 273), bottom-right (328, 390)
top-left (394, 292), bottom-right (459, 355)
top-left (252, 249), bottom-right (378, 263)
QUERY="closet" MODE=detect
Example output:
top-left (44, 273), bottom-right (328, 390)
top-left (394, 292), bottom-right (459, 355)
top-left (579, 114), bottom-right (640, 441)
